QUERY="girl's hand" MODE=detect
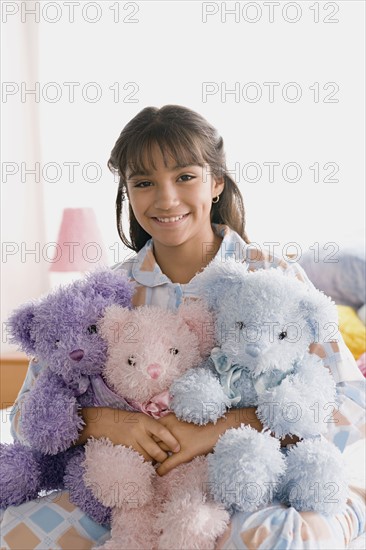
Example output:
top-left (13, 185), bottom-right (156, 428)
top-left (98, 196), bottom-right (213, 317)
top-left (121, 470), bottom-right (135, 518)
top-left (154, 408), bottom-right (264, 476)
top-left (154, 409), bottom-right (299, 476)
top-left (153, 413), bottom-right (226, 476)
top-left (77, 407), bottom-right (180, 463)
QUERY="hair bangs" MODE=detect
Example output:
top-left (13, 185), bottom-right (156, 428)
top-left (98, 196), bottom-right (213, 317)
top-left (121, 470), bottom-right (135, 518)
top-left (125, 126), bottom-right (207, 180)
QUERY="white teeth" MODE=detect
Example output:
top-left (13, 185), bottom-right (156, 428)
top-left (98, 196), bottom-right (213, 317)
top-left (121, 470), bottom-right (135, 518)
top-left (155, 214), bottom-right (186, 223)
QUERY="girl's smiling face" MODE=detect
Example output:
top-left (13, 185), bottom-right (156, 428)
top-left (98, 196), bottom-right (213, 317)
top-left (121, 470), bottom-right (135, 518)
top-left (125, 144), bottom-right (224, 250)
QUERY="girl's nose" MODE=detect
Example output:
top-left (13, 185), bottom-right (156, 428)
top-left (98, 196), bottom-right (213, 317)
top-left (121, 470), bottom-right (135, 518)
top-left (154, 184), bottom-right (180, 210)
top-left (147, 363), bottom-right (161, 379)
top-left (69, 349), bottom-right (84, 362)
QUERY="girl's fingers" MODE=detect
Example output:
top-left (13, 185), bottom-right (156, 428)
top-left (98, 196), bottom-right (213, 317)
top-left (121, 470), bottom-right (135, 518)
top-left (151, 436), bottom-right (170, 452)
top-left (156, 451), bottom-right (189, 477)
top-left (137, 416), bottom-right (180, 462)
top-left (149, 424), bottom-right (180, 453)
top-left (155, 441), bottom-right (170, 452)
top-left (133, 441), bottom-right (167, 464)
top-left (142, 439), bottom-right (169, 463)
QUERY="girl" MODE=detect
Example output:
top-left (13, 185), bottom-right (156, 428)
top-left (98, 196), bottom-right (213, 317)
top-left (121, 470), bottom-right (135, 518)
top-left (2, 105), bottom-right (365, 550)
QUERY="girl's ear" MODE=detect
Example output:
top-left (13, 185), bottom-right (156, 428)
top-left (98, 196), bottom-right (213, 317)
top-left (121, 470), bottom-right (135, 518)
top-left (177, 300), bottom-right (216, 357)
top-left (7, 303), bottom-right (37, 355)
top-left (212, 176), bottom-right (225, 198)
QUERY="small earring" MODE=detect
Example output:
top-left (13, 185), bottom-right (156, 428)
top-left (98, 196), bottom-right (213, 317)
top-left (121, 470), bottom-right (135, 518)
top-left (212, 195), bottom-right (220, 204)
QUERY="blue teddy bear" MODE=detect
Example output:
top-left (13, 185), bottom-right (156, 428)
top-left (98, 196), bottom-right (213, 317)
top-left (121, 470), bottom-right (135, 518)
top-left (169, 259), bottom-right (349, 515)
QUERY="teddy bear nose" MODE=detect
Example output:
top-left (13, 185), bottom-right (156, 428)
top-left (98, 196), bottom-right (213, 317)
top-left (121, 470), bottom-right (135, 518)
top-left (147, 363), bottom-right (161, 379)
top-left (245, 344), bottom-right (261, 358)
top-left (69, 349), bottom-right (84, 362)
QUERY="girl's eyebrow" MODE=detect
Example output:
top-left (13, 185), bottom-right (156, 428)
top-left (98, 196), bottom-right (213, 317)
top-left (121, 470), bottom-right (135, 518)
top-left (127, 164), bottom-right (199, 179)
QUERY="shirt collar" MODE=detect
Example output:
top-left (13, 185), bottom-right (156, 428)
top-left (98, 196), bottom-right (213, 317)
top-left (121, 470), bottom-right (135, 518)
top-left (131, 223), bottom-right (245, 287)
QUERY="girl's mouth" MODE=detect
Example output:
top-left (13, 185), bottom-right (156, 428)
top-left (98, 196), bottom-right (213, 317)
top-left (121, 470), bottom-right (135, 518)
top-left (152, 213), bottom-right (190, 226)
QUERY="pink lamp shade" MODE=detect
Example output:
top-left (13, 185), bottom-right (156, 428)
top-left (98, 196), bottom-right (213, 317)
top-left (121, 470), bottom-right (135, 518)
top-left (49, 208), bottom-right (108, 272)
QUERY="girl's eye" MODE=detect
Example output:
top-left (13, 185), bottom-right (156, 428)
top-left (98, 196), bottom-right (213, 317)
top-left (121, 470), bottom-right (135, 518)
top-left (178, 174), bottom-right (194, 182)
top-left (279, 331), bottom-right (287, 340)
top-left (236, 322), bottom-right (245, 330)
top-left (128, 355), bottom-right (136, 366)
top-left (134, 175), bottom-right (194, 187)
top-left (169, 348), bottom-right (179, 355)
top-left (134, 181), bottom-right (152, 188)
top-left (87, 325), bottom-right (97, 334)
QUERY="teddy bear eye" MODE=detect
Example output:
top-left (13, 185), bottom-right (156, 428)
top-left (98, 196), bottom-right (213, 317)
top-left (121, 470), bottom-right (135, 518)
top-left (169, 348), bottom-right (179, 355)
top-left (279, 331), bottom-right (287, 340)
top-left (128, 355), bottom-right (136, 366)
top-left (87, 325), bottom-right (97, 335)
top-left (236, 322), bottom-right (245, 330)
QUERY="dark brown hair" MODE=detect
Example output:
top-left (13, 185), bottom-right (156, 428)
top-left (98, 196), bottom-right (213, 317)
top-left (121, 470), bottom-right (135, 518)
top-left (108, 105), bottom-right (250, 252)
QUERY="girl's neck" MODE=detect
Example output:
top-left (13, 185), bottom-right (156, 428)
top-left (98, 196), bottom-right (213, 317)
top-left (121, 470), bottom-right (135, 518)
top-left (152, 229), bottom-right (223, 285)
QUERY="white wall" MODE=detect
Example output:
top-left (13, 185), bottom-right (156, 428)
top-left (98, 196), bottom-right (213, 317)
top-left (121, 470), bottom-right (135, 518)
top-left (2, 0), bottom-right (365, 350)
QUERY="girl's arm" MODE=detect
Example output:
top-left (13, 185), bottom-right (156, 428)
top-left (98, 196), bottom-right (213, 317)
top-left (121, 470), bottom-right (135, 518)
top-left (76, 406), bottom-right (181, 464)
top-left (154, 407), bottom-right (297, 476)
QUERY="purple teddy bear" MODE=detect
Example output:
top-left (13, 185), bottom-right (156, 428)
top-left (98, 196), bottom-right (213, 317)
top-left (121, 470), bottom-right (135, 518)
top-left (0, 269), bottom-right (134, 525)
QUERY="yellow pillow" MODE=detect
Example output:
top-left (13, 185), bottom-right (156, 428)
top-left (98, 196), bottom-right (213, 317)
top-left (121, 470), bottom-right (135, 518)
top-left (336, 305), bottom-right (366, 360)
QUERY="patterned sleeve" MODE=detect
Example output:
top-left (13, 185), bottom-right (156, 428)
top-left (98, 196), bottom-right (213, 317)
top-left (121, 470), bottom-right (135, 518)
top-left (289, 260), bottom-right (365, 452)
top-left (9, 357), bottom-right (45, 444)
top-left (310, 338), bottom-right (366, 452)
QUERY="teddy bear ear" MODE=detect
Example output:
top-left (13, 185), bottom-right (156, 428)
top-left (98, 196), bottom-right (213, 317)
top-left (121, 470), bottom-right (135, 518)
top-left (97, 304), bottom-right (131, 343)
top-left (177, 300), bottom-right (215, 357)
top-left (196, 258), bottom-right (249, 311)
top-left (298, 289), bottom-right (338, 344)
top-left (83, 269), bottom-right (135, 309)
top-left (7, 302), bottom-right (37, 355)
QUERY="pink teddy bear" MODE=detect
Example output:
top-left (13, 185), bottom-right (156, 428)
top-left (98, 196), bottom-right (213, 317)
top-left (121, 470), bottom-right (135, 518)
top-left (83, 300), bottom-right (230, 550)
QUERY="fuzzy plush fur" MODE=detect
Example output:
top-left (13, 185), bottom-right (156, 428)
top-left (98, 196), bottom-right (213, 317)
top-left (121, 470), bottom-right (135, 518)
top-left (0, 269), bottom-right (134, 526)
top-left (82, 301), bottom-right (230, 550)
top-left (170, 259), bottom-right (349, 515)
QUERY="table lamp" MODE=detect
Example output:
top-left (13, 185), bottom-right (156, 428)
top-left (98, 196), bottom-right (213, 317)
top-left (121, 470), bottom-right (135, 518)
top-left (49, 207), bottom-right (108, 285)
